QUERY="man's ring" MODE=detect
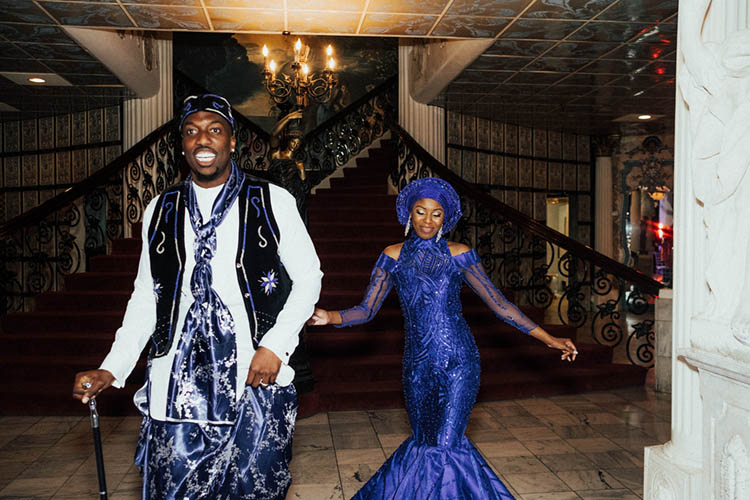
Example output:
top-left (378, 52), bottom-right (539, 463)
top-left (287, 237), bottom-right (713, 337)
top-left (82, 382), bottom-right (92, 390)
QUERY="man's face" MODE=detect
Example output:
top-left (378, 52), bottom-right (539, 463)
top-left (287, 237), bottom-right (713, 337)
top-left (181, 111), bottom-right (236, 188)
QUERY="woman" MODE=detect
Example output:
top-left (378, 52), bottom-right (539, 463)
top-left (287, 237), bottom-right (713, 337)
top-left (308, 177), bottom-right (577, 499)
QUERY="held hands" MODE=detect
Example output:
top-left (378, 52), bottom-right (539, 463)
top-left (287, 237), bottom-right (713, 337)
top-left (73, 369), bottom-right (115, 404)
top-left (247, 347), bottom-right (282, 388)
top-left (307, 307), bottom-right (334, 326)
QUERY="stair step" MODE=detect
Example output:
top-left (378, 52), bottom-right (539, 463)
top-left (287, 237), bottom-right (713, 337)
top-left (111, 238), bottom-right (141, 255)
top-left (314, 186), bottom-right (389, 196)
top-left (65, 272), bottom-right (136, 291)
top-left (2, 311), bottom-right (125, 333)
top-left (35, 290), bottom-right (132, 312)
top-left (89, 254), bottom-right (140, 272)
top-left (308, 208), bottom-right (396, 223)
top-left (308, 222), bottom-right (402, 240)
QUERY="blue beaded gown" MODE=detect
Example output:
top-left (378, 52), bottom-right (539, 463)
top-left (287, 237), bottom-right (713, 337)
top-left (338, 233), bottom-right (539, 500)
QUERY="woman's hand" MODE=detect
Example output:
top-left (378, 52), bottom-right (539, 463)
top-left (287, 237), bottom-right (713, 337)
top-left (307, 307), bottom-right (332, 326)
top-left (546, 336), bottom-right (578, 362)
top-left (529, 327), bottom-right (578, 362)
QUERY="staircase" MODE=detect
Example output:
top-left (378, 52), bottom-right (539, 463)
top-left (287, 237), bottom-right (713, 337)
top-left (0, 139), bottom-right (646, 416)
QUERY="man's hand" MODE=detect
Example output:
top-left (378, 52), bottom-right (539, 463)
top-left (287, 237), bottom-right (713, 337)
top-left (247, 347), bottom-right (282, 388)
top-left (73, 369), bottom-right (115, 404)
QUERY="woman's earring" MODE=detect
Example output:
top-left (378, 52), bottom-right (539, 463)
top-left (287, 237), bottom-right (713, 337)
top-left (404, 216), bottom-right (411, 237)
top-left (436, 227), bottom-right (443, 243)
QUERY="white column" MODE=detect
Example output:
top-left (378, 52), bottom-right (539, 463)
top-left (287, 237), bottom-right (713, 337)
top-left (123, 35), bottom-right (173, 149)
top-left (398, 43), bottom-right (446, 164)
top-left (644, 0), bottom-right (750, 498)
top-left (594, 148), bottom-right (616, 258)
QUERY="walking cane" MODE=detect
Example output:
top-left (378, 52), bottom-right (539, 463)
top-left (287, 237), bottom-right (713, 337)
top-left (83, 382), bottom-right (108, 500)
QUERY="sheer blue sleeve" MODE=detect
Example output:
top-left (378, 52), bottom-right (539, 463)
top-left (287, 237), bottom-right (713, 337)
top-left (454, 250), bottom-right (538, 334)
top-left (337, 252), bottom-right (395, 328)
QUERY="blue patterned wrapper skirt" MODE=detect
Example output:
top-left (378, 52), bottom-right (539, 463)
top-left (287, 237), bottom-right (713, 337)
top-left (135, 384), bottom-right (297, 500)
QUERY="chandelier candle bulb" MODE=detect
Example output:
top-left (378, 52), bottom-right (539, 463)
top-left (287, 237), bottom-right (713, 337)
top-left (262, 45), bottom-right (269, 69)
top-left (294, 38), bottom-right (301, 63)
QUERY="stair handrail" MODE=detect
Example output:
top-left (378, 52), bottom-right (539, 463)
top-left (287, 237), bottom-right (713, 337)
top-left (300, 77), bottom-right (397, 188)
top-left (0, 118), bottom-right (177, 240)
top-left (303, 76), bottom-right (397, 142)
top-left (387, 119), bottom-right (662, 295)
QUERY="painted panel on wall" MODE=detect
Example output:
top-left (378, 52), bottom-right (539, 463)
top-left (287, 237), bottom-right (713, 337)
top-left (39, 117), bottom-right (54, 149)
top-left (549, 161), bottom-right (562, 190)
top-left (477, 153), bottom-right (490, 184)
top-left (174, 33), bottom-right (397, 133)
top-left (4, 121), bottom-right (20, 153)
top-left (533, 159), bottom-right (547, 189)
top-left (533, 128), bottom-right (547, 157)
top-left (56, 115), bottom-right (70, 147)
top-left (563, 133), bottom-right (576, 160)
top-left (519, 158), bottom-right (532, 187)
top-left (505, 123), bottom-right (518, 154)
top-left (518, 126), bottom-right (532, 155)
top-left (72, 112), bottom-right (86, 146)
top-left (505, 157), bottom-right (518, 187)
top-left (22, 120), bottom-right (36, 150)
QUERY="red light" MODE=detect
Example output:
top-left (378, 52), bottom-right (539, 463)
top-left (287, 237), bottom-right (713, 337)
top-left (651, 49), bottom-right (663, 59)
top-left (658, 223), bottom-right (664, 229)
top-left (655, 67), bottom-right (666, 75)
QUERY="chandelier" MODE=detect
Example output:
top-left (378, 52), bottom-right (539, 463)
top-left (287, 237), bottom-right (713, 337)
top-left (261, 39), bottom-right (338, 109)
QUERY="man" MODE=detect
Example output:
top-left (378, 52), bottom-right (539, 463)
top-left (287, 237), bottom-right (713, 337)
top-left (73, 94), bottom-right (322, 499)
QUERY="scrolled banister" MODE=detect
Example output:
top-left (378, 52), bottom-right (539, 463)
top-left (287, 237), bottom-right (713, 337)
top-left (387, 120), bottom-right (662, 368)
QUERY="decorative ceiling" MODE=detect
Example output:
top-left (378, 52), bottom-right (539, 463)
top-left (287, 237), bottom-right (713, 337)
top-left (0, 0), bottom-right (677, 134)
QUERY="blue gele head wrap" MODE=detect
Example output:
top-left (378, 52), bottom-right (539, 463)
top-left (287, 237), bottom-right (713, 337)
top-left (396, 177), bottom-right (462, 233)
top-left (180, 93), bottom-right (235, 132)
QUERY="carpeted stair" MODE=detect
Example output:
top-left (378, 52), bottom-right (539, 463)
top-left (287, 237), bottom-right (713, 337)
top-left (0, 138), bottom-right (646, 416)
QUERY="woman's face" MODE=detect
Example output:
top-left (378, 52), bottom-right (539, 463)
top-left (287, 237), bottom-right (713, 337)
top-left (410, 198), bottom-right (444, 240)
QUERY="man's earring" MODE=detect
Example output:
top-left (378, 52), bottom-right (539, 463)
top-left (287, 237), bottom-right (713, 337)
top-left (404, 216), bottom-right (411, 237)
top-left (181, 151), bottom-right (185, 156)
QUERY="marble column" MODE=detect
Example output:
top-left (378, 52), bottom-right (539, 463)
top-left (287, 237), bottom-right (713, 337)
top-left (592, 135), bottom-right (618, 259)
top-left (398, 43), bottom-right (446, 164)
top-left (644, 0), bottom-right (750, 498)
top-left (123, 35), bottom-right (173, 149)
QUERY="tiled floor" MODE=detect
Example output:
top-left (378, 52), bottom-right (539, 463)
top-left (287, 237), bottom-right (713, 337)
top-left (0, 386), bottom-right (670, 500)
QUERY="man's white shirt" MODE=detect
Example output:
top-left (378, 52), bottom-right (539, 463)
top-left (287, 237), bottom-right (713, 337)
top-left (100, 181), bottom-right (322, 421)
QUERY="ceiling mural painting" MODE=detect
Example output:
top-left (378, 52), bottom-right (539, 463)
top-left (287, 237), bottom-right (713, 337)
top-left (174, 33), bottom-right (397, 134)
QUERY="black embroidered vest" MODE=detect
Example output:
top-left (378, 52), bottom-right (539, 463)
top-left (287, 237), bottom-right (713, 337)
top-left (146, 174), bottom-right (293, 358)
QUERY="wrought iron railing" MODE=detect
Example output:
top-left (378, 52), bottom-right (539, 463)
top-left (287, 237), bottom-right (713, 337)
top-left (301, 76), bottom-right (396, 188)
top-left (387, 121), bottom-right (662, 368)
